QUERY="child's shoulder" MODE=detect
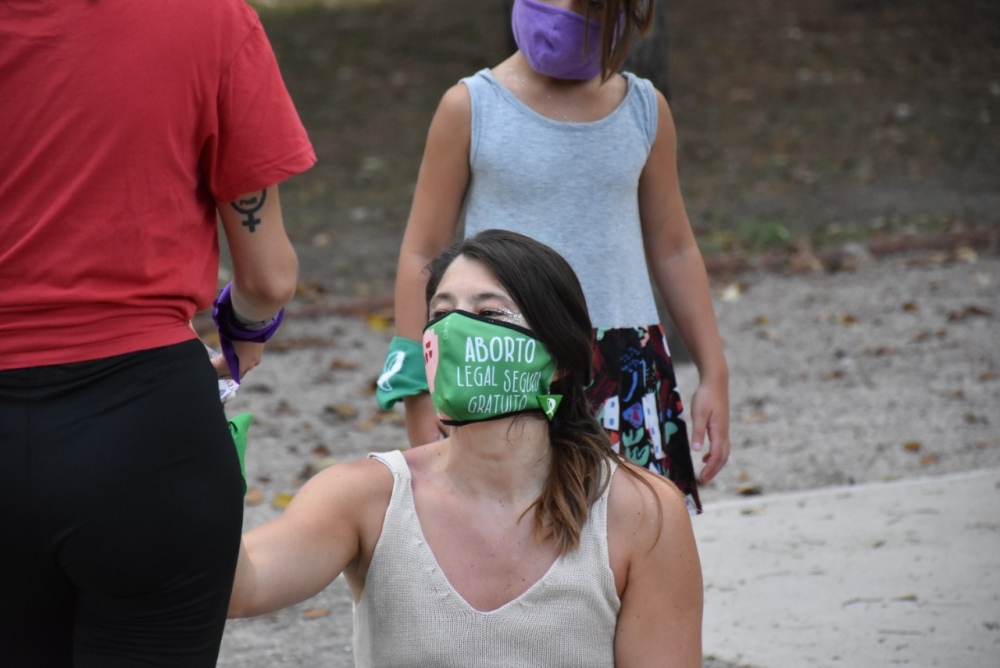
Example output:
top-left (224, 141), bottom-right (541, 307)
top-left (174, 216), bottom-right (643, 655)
top-left (435, 79), bottom-right (473, 117)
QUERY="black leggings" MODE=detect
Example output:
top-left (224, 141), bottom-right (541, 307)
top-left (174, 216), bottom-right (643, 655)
top-left (0, 340), bottom-right (244, 667)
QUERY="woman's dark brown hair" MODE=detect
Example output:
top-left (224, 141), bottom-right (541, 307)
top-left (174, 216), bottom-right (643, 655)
top-left (425, 229), bottom-right (650, 553)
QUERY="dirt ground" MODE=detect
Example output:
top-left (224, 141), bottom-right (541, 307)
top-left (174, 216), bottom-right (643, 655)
top-left (213, 1), bottom-right (999, 665)
top-left (214, 252), bottom-right (999, 668)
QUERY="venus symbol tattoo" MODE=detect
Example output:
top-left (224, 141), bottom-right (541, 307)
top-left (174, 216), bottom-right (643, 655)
top-left (232, 190), bottom-right (267, 232)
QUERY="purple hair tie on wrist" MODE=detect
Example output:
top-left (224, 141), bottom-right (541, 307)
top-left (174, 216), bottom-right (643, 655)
top-left (212, 282), bottom-right (284, 383)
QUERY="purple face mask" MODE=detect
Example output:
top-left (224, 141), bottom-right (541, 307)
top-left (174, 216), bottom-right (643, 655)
top-left (511, 0), bottom-right (603, 81)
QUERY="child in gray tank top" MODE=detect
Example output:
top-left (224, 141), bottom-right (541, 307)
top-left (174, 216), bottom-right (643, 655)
top-left (382, 0), bottom-right (730, 512)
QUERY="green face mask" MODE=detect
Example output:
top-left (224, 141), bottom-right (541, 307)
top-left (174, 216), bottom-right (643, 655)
top-left (423, 311), bottom-right (563, 426)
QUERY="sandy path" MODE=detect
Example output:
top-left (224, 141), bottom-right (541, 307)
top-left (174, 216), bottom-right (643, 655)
top-left (217, 252), bottom-right (999, 667)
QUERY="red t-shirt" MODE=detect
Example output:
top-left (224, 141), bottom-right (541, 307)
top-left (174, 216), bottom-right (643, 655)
top-left (0, 0), bottom-right (316, 370)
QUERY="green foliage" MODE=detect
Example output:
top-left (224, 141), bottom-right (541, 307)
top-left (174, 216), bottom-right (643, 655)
top-left (737, 220), bottom-right (792, 250)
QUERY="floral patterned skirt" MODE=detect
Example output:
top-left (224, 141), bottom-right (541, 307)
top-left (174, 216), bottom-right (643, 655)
top-left (588, 325), bottom-right (701, 513)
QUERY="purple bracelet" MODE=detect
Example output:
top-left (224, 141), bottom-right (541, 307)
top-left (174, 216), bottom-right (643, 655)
top-left (212, 282), bottom-right (284, 383)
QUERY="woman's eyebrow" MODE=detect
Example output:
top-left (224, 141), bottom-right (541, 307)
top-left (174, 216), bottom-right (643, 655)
top-left (472, 291), bottom-right (514, 304)
top-left (428, 292), bottom-right (454, 308)
top-left (429, 290), bottom-right (514, 310)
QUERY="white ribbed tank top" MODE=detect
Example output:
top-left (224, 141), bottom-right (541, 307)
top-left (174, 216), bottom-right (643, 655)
top-left (352, 449), bottom-right (620, 667)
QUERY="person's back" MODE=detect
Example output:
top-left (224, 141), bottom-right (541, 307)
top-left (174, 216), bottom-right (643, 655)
top-left (0, 2), bottom-right (314, 665)
top-left (0, 0), bottom-right (313, 369)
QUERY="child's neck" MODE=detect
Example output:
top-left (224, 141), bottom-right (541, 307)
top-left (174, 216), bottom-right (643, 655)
top-left (492, 53), bottom-right (626, 123)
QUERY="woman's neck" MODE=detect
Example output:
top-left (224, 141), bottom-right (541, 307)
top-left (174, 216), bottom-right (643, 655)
top-left (441, 415), bottom-right (552, 505)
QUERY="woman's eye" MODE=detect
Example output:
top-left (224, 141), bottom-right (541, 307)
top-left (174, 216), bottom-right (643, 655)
top-left (480, 306), bottom-right (527, 326)
top-left (430, 308), bottom-right (450, 319)
top-left (481, 307), bottom-right (514, 319)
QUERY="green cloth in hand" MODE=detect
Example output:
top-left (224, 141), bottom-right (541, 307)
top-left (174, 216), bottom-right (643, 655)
top-left (228, 412), bottom-right (254, 495)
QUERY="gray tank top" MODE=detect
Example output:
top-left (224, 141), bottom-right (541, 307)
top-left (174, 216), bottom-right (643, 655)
top-left (462, 69), bottom-right (661, 329)
top-left (352, 450), bottom-right (620, 668)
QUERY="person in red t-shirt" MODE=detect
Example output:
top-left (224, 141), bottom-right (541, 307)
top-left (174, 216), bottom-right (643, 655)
top-left (0, 1), bottom-right (315, 665)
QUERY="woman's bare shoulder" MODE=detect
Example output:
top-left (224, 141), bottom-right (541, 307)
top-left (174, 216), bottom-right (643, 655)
top-left (290, 455), bottom-right (396, 526)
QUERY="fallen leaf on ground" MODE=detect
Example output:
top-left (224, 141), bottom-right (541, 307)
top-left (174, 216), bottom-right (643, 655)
top-left (789, 238), bottom-right (825, 274)
top-left (954, 246), bottom-right (978, 263)
top-left (741, 410), bottom-right (768, 424)
top-left (904, 251), bottom-right (948, 268)
top-left (272, 492), bottom-right (295, 510)
top-left (719, 283), bottom-right (745, 303)
top-left (366, 314), bottom-right (392, 331)
top-left (325, 403), bottom-right (359, 419)
top-left (315, 457), bottom-right (338, 471)
top-left (295, 281), bottom-right (329, 300)
top-left (903, 441), bottom-right (922, 452)
top-left (910, 330), bottom-right (946, 342)
top-left (947, 305), bottom-right (993, 322)
top-left (244, 487), bottom-right (264, 506)
top-left (303, 608), bottom-right (331, 620)
top-left (267, 336), bottom-right (334, 351)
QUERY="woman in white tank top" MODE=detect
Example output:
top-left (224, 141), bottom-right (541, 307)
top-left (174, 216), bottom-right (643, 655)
top-left (228, 230), bottom-right (702, 667)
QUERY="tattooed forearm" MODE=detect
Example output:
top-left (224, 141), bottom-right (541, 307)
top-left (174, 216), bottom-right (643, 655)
top-left (231, 190), bottom-right (267, 232)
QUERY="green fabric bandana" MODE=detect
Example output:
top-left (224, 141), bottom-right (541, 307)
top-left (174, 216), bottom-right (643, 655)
top-left (228, 412), bottom-right (253, 495)
top-left (423, 311), bottom-right (562, 425)
top-left (375, 336), bottom-right (429, 410)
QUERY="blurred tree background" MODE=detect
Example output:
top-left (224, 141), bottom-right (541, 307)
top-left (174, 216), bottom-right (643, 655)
top-left (246, 0), bottom-right (1000, 298)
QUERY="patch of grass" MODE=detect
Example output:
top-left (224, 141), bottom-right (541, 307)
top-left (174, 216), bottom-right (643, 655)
top-left (737, 220), bottom-right (793, 250)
